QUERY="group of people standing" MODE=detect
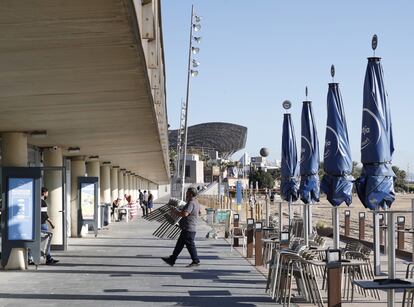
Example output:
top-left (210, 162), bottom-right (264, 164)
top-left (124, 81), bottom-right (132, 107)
top-left (111, 190), bottom-right (153, 221)
top-left (138, 189), bottom-right (153, 217)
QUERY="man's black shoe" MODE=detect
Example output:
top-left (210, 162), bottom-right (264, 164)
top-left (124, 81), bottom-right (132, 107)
top-left (161, 257), bottom-right (174, 266)
top-left (46, 258), bottom-right (59, 265)
top-left (186, 262), bottom-right (200, 267)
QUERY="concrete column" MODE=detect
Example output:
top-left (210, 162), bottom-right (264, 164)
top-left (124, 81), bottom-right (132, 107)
top-left (134, 175), bottom-right (138, 200)
top-left (1, 132), bottom-right (28, 270)
top-left (128, 174), bottom-right (133, 200)
top-left (87, 159), bottom-right (100, 228)
top-left (100, 163), bottom-right (111, 205)
top-left (86, 159), bottom-right (100, 202)
top-left (43, 147), bottom-right (63, 246)
top-left (111, 166), bottom-right (119, 202)
top-left (131, 174), bottom-right (135, 200)
top-left (124, 172), bottom-right (130, 198)
top-left (2, 132), bottom-right (28, 167)
top-left (70, 156), bottom-right (86, 237)
top-left (118, 169), bottom-right (125, 201)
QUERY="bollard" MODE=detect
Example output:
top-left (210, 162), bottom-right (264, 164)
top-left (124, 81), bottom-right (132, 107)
top-left (379, 213), bottom-right (385, 245)
top-left (254, 222), bottom-right (263, 266)
top-left (246, 218), bottom-right (254, 258)
top-left (344, 210), bottom-right (350, 237)
top-left (233, 214), bottom-right (240, 247)
top-left (359, 212), bottom-right (365, 241)
top-left (397, 216), bottom-right (405, 250)
top-left (326, 249), bottom-right (342, 307)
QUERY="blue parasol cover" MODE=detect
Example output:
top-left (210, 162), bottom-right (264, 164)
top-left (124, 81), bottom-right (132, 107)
top-left (299, 101), bottom-right (320, 204)
top-left (320, 83), bottom-right (354, 206)
top-left (281, 113), bottom-right (299, 202)
top-left (356, 57), bottom-right (395, 210)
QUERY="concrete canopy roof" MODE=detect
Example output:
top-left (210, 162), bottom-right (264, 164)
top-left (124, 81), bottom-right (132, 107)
top-left (0, 0), bottom-right (169, 184)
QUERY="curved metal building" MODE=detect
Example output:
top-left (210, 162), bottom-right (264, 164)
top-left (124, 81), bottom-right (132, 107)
top-left (169, 122), bottom-right (247, 159)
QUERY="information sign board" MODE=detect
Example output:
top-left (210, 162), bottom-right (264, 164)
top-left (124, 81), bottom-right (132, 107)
top-left (7, 178), bottom-right (35, 241)
top-left (80, 182), bottom-right (95, 220)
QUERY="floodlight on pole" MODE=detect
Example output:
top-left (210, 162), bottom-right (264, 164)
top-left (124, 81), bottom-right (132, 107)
top-left (192, 59), bottom-right (200, 67)
top-left (179, 5), bottom-right (203, 201)
top-left (194, 37), bottom-right (202, 43)
top-left (193, 24), bottom-right (201, 32)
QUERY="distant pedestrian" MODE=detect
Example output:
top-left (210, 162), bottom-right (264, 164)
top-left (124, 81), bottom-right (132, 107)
top-left (111, 198), bottom-right (121, 221)
top-left (162, 187), bottom-right (200, 267)
top-left (40, 187), bottom-right (59, 264)
top-left (139, 190), bottom-right (145, 217)
top-left (143, 190), bottom-right (149, 217)
top-left (147, 191), bottom-right (154, 213)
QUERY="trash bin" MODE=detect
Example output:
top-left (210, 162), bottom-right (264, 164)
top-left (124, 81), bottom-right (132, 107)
top-left (205, 208), bottom-right (215, 226)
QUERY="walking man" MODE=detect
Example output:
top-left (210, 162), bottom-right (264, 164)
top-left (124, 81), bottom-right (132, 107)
top-left (162, 187), bottom-right (200, 267)
top-left (40, 187), bottom-right (59, 264)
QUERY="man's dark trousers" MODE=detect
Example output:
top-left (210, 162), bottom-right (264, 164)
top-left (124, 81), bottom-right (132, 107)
top-left (170, 230), bottom-right (199, 263)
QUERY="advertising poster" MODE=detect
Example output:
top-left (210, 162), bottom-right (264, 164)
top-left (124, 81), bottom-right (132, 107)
top-left (8, 178), bottom-right (34, 241)
top-left (80, 182), bottom-right (95, 220)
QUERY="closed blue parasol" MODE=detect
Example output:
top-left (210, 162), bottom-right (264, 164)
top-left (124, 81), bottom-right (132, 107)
top-left (299, 100), bottom-right (320, 204)
top-left (320, 82), bottom-right (353, 207)
top-left (281, 113), bottom-right (299, 203)
top-left (355, 56), bottom-right (395, 210)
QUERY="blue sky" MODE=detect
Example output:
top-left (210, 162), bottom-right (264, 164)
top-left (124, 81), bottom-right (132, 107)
top-left (161, 1), bottom-right (414, 173)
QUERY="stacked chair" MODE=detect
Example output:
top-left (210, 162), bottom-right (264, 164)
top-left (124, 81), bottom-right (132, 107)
top-left (266, 239), bottom-right (324, 306)
top-left (145, 198), bottom-right (184, 239)
top-left (403, 262), bottom-right (414, 306)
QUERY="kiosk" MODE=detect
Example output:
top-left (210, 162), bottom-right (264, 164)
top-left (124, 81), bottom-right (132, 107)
top-left (77, 177), bottom-right (99, 237)
top-left (1, 167), bottom-right (42, 268)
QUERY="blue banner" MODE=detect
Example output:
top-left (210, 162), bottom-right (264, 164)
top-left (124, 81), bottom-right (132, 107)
top-left (236, 181), bottom-right (242, 204)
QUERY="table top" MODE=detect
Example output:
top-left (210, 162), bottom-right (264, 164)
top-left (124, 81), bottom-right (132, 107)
top-left (310, 259), bottom-right (368, 267)
top-left (353, 279), bottom-right (414, 290)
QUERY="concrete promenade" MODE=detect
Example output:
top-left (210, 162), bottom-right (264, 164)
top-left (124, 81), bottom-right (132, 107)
top-left (0, 213), bottom-right (274, 306)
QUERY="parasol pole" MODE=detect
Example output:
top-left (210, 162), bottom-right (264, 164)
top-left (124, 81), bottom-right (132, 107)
top-left (330, 65), bottom-right (340, 249)
top-left (332, 206), bottom-right (339, 249)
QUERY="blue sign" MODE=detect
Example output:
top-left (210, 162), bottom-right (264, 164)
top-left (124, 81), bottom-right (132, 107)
top-left (7, 178), bottom-right (35, 241)
top-left (236, 181), bottom-right (242, 204)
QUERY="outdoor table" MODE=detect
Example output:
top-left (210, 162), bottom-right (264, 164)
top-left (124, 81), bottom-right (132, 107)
top-left (310, 259), bottom-right (369, 299)
top-left (354, 278), bottom-right (414, 307)
top-left (353, 278), bottom-right (414, 290)
top-left (114, 207), bottom-right (132, 223)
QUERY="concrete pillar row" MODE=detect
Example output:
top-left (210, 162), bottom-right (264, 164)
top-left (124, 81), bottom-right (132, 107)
top-left (111, 166), bottom-right (119, 203)
top-left (70, 156), bottom-right (86, 237)
top-left (118, 169), bottom-right (125, 201)
top-left (100, 163), bottom-right (111, 205)
top-left (43, 147), bottom-right (63, 246)
top-left (1, 132), bottom-right (28, 270)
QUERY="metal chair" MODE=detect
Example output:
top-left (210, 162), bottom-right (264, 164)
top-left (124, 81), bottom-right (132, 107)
top-left (230, 226), bottom-right (246, 254)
